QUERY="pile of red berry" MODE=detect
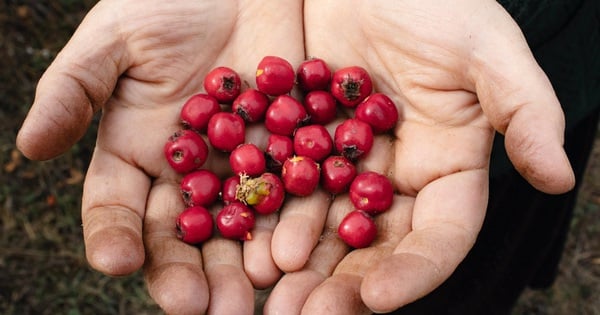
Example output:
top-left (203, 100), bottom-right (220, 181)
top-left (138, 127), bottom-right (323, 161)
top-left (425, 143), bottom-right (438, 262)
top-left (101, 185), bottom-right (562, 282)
top-left (164, 56), bottom-right (399, 249)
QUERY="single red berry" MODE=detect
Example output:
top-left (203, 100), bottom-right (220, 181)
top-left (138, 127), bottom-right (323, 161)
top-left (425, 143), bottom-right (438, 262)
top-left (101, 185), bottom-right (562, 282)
top-left (293, 124), bottom-right (333, 162)
top-left (236, 173), bottom-right (285, 215)
top-left (229, 143), bottom-right (266, 177)
top-left (221, 175), bottom-right (241, 205)
top-left (180, 169), bottom-right (221, 207)
top-left (264, 95), bottom-right (309, 136)
top-left (256, 56), bottom-right (295, 96)
top-left (203, 66), bottom-right (241, 103)
top-left (330, 66), bottom-right (373, 107)
top-left (207, 112), bottom-right (246, 152)
top-left (334, 118), bottom-right (374, 161)
top-left (164, 129), bottom-right (209, 174)
top-left (265, 134), bottom-right (294, 173)
top-left (303, 90), bottom-right (337, 125)
top-left (176, 206), bottom-right (213, 245)
top-left (281, 156), bottom-right (320, 196)
top-left (355, 93), bottom-right (399, 134)
top-left (232, 88), bottom-right (270, 123)
top-left (296, 57), bottom-right (332, 91)
top-left (338, 210), bottom-right (377, 248)
top-left (349, 171), bottom-right (394, 214)
top-left (216, 202), bottom-right (256, 241)
top-left (320, 155), bottom-right (357, 195)
top-left (179, 93), bottom-right (221, 132)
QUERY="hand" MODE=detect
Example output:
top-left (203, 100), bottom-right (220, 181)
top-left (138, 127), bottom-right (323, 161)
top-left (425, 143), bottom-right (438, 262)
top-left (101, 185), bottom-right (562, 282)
top-left (262, 1), bottom-right (575, 313)
top-left (16, 0), bottom-right (304, 313)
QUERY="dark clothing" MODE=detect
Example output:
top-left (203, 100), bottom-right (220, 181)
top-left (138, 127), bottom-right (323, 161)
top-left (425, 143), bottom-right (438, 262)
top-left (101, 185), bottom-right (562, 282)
top-left (392, 0), bottom-right (600, 314)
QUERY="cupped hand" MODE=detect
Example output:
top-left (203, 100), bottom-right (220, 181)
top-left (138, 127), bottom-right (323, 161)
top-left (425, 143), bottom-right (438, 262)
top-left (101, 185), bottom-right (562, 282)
top-left (262, 0), bottom-right (575, 314)
top-left (16, 0), bottom-right (303, 313)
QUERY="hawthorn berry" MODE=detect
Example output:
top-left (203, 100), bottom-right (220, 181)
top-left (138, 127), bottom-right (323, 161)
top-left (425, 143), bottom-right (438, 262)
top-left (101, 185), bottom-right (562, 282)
top-left (338, 210), bottom-right (377, 248)
top-left (164, 129), bottom-right (209, 174)
top-left (349, 171), bottom-right (394, 214)
top-left (216, 202), bottom-right (256, 241)
top-left (355, 93), bottom-right (399, 134)
top-left (320, 155), bottom-right (357, 195)
top-left (221, 175), bottom-right (241, 205)
top-left (281, 156), bottom-right (320, 196)
top-left (265, 134), bottom-right (294, 173)
top-left (303, 90), bottom-right (338, 125)
top-left (236, 173), bottom-right (285, 215)
top-left (180, 169), bottom-right (221, 207)
top-left (207, 112), bottom-right (246, 152)
top-left (176, 206), bottom-right (213, 245)
top-left (296, 57), bottom-right (332, 91)
top-left (256, 56), bottom-right (295, 96)
top-left (264, 95), bottom-right (309, 136)
top-left (229, 143), bottom-right (266, 177)
top-left (330, 66), bottom-right (373, 107)
top-left (334, 118), bottom-right (374, 161)
top-left (293, 124), bottom-right (333, 162)
top-left (203, 66), bottom-right (241, 103)
top-left (179, 93), bottom-right (221, 132)
top-left (232, 88), bottom-right (270, 123)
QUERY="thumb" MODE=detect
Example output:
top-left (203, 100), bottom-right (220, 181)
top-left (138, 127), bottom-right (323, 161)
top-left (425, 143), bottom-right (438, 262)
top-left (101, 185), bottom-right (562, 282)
top-left (470, 4), bottom-right (575, 194)
top-left (16, 1), bottom-right (126, 160)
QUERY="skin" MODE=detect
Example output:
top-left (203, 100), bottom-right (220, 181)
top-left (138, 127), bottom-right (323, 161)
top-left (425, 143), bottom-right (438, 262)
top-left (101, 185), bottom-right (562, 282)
top-left (17, 0), bottom-right (303, 314)
top-left (263, 1), bottom-right (574, 314)
top-left (16, 0), bottom-right (575, 314)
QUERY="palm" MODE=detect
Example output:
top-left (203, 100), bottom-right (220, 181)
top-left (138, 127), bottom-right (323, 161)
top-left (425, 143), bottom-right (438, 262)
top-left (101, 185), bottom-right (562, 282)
top-left (263, 1), bottom-right (573, 313)
top-left (18, 1), bottom-right (304, 314)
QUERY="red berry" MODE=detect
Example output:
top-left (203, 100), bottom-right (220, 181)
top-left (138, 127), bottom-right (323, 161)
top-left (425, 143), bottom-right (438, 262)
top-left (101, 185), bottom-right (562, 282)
top-left (296, 57), bottom-right (332, 91)
top-left (180, 169), bottom-right (221, 207)
top-left (334, 118), bottom-right (374, 161)
top-left (216, 202), bottom-right (256, 241)
top-left (264, 95), bottom-right (309, 136)
top-left (256, 56), bottom-right (295, 96)
top-left (265, 134), bottom-right (294, 173)
top-left (338, 210), bottom-right (377, 248)
top-left (236, 173), bottom-right (285, 215)
top-left (207, 112), bottom-right (246, 152)
top-left (203, 66), bottom-right (241, 103)
top-left (320, 155), bottom-right (357, 194)
top-left (164, 129), bottom-right (209, 174)
top-left (293, 124), bottom-right (333, 162)
top-left (281, 156), bottom-right (320, 196)
top-left (349, 171), bottom-right (394, 214)
top-left (232, 88), bottom-right (270, 123)
top-left (355, 93), bottom-right (399, 133)
top-left (179, 93), bottom-right (221, 132)
top-left (221, 175), bottom-right (241, 205)
top-left (229, 143), bottom-right (266, 177)
top-left (330, 66), bottom-right (372, 107)
top-left (303, 90), bottom-right (337, 125)
top-left (176, 206), bottom-right (213, 244)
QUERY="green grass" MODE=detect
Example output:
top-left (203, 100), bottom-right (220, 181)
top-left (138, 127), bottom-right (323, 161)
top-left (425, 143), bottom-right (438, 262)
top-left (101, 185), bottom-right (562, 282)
top-left (0, 2), bottom-right (598, 315)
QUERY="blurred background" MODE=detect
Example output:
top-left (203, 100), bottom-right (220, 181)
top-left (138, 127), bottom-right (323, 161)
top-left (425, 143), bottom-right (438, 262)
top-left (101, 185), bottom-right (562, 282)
top-left (0, 1), bottom-right (598, 314)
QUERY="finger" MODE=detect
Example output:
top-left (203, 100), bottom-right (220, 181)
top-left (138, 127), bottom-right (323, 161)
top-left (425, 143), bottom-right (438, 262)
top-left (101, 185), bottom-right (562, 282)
top-left (300, 195), bottom-right (413, 314)
top-left (361, 170), bottom-right (487, 313)
top-left (264, 196), bottom-right (352, 314)
top-left (203, 217), bottom-right (255, 315)
top-left (271, 190), bottom-right (333, 272)
top-left (243, 212), bottom-right (282, 289)
top-left (16, 1), bottom-right (126, 160)
top-left (81, 147), bottom-right (148, 276)
top-left (468, 4), bottom-right (574, 193)
top-left (143, 180), bottom-right (209, 315)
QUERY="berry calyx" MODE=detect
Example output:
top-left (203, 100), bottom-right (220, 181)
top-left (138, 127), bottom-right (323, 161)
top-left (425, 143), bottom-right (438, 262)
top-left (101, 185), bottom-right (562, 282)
top-left (232, 88), bottom-right (270, 123)
top-left (330, 66), bottom-right (373, 107)
top-left (203, 66), bottom-right (241, 103)
top-left (334, 118), bottom-right (374, 161)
